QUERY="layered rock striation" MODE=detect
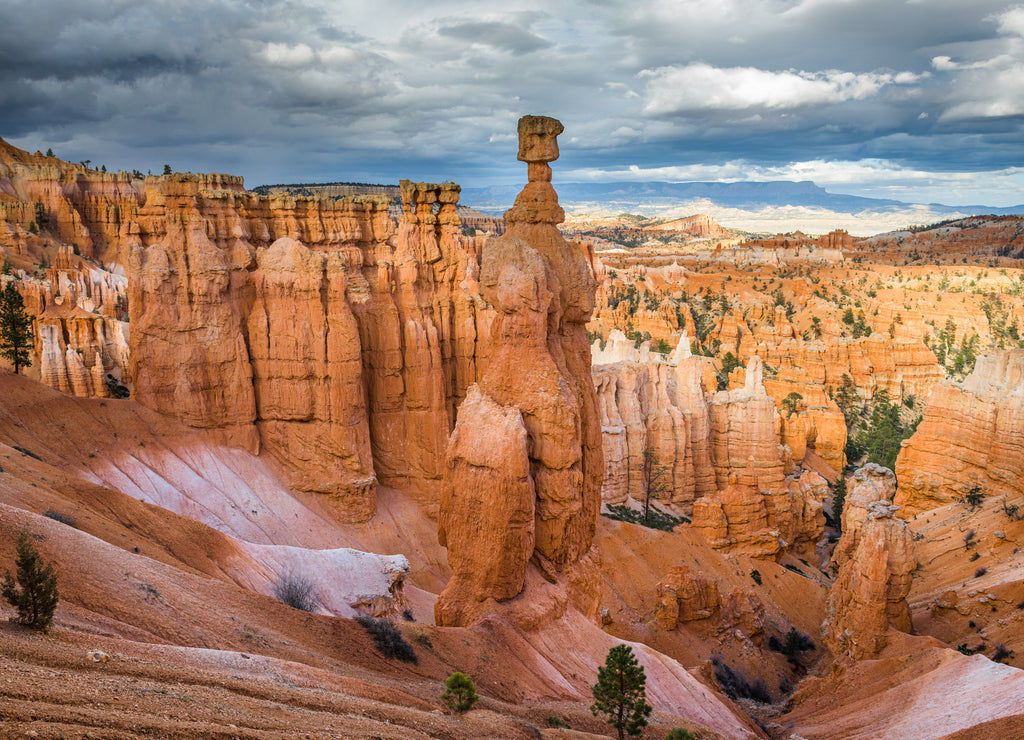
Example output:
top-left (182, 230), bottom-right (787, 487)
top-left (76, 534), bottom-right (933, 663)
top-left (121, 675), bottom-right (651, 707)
top-left (0, 139), bottom-right (144, 264)
top-left (592, 331), bottom-right (717, 508)
top-left (128, 171), bottom-right (494, 519)
top-left (0, 245), bottom-right (130, 394)
top-left (707, 356), bottom-right (787, 492)
top-left (833, 463), bottom-right (897, 568)
top-left (895, 350), bottom-right (1024, 515)
top-left (436, 116), bottom-right (603, 627)
top-left (594, 340), bottom-right (827, 559)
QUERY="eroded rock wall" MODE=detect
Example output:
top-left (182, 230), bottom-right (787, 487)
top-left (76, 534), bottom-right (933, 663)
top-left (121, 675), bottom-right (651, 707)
top-left (594, 341), bottom-right (827, 559)
top-left (895, 350), bottom-right (1024, 515)
top-left (0, 244), bottom-right (130, 394)
top-left (127, 171), bottom-right (491, 520)
top-left (0, 140), bottom-right (503, 520)
top-left (592, 333), bottom-right (717, 508)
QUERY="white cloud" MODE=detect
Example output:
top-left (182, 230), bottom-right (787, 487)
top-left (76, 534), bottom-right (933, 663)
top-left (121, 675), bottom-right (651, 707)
top-left (640, 63), bottom-right (922, 114)
top-left (262, 42), bottom-right (316, 68)
top-left (939, 63), bottom-right (1024, 119)
top-left (931, 6), bottom-right (1024, 120)
top-left (994, 5), bottom-right (1024, 36)
top-left (931, 53), bottom-right (1014, 71)
top-left (319, 46), bottom-right (359, 66)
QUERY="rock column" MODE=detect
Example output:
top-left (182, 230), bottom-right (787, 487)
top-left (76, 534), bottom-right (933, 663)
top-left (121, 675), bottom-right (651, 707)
top-left (436, 116), bottom-right (603, 627)
top-left (823, 499), bottom-right (915, 659)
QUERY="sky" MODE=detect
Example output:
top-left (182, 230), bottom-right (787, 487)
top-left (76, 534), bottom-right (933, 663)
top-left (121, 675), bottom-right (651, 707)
top-left (2, 0), bottom-right (1024, 209)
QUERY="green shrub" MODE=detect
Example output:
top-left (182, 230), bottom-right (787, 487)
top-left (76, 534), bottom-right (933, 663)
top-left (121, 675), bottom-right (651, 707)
top-left (768, 628), bottom-right (815, 658)
top-left (602, 504), bottom-right (689, 532)
top-left (781, 391), bottom-right (803, 417)
top-left (42, 510), bottom-right (76, 528)
top-left (961, 485), bottom-right (984, 510)
top-left (992, 644), bottom-right (1014, 663)
top-left (105, 374), bottom-right (130, 399)
top-left (712, 658), bottom-right (771, 703)
top-left (666, 730), bottom-right (697, 740)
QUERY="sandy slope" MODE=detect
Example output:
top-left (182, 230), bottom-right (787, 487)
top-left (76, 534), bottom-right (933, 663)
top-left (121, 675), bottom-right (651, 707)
top-left (0, 375), bottom-right (763, 738)
top-left (3, 373), bottom-right (1023, 738)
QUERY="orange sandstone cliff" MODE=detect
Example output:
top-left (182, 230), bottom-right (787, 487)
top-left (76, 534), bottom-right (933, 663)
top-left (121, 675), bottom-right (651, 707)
top-left (126, 172), bottom-right (493, 519)
top-left (895, 349), bottom-right (1024, 515)
top-left (823, 496), bottom-right (916, 659)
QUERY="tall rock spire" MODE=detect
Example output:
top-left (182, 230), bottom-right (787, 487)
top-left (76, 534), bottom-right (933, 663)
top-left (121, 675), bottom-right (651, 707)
top-left (436, 115), bottom-right (603, 628)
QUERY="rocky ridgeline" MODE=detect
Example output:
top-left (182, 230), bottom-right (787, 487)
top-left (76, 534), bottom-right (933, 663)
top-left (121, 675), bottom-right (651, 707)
top-left (593, 333), bottom-right (828, 560)
top-left (860, 216), bottom-right (1024, 261)
top-left (644, 213), bottom-right (733, 240)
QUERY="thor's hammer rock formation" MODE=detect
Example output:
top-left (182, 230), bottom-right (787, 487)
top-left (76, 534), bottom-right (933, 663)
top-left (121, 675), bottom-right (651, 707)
top-left (436, 116), bottom-right (604, 628)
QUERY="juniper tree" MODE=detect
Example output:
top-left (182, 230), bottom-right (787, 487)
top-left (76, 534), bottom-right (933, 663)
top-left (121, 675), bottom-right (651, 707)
top-left (831, 475), bottom-right (848, 531)
top-left (591, 644), bottom-right (652, 740)
top-left (641, 447), bottom-right (668, 525)
top-left (782, 391), bottom-right (803, 417)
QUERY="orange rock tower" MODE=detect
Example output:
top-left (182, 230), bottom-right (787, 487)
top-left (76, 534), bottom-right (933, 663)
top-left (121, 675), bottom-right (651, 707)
top-left (436, 116), bottom-right (603, 627)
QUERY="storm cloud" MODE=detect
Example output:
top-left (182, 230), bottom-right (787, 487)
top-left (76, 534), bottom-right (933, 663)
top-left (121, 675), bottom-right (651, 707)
top-left (2, 0), bottom-right (1023, 207)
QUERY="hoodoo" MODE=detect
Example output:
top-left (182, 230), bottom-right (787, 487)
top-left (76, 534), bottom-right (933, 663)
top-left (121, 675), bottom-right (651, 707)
top-left (823, 497), bottom-right (916, 659)
top-left (436, 116), bottom-right (604, 627)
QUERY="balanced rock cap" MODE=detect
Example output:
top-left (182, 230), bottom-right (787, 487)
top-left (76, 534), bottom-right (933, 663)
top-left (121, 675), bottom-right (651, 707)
top-left (517, 116), bottom-right (564, 164)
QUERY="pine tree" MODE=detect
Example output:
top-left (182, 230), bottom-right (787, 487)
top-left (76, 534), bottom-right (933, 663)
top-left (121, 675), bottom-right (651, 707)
top-left (441, 671), bottom-right (478, 713)
top-left (2, 532), bottom-right (59, 631)
top-left (0, 282), bottom-right (33, 374)
top-left (591, 644), bottom-right (652, 740)
top-left (833, 476), bottom-right (847, 525)
top-left (782, 391), bottom-right (803, 417)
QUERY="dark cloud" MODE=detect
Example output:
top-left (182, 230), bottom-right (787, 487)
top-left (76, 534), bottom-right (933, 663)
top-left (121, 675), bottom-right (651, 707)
top-left (0, 0), bottom-right (1021, 206)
